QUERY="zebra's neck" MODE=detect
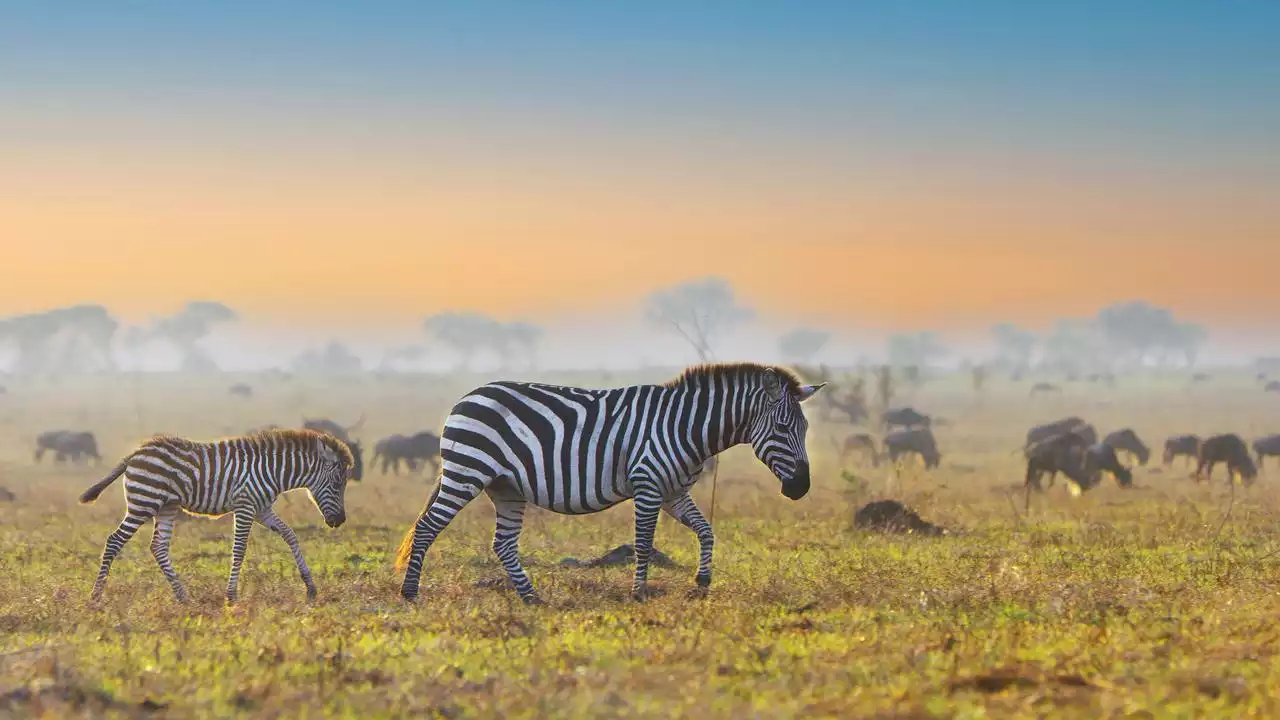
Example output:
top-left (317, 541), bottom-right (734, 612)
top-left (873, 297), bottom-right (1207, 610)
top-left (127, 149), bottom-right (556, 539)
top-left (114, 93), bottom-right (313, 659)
top-left (660, 378), bottom-right (761, 467)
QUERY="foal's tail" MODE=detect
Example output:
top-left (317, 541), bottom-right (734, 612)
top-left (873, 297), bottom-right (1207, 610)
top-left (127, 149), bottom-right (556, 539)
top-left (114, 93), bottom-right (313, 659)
top-left (78, 454), bottom-right (134, 504)
top-left (394, 482), bottom-right (441, 574)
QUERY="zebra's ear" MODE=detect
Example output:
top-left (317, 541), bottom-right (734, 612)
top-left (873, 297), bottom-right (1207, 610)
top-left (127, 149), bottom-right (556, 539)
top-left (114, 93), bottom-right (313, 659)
top-left (763, 369), bottom-right (783, 402)
top-left (796, 382), bottom-right (827, 403)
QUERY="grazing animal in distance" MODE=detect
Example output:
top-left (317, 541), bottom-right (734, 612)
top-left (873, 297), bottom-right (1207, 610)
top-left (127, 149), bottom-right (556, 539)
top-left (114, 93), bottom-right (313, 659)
top-left (1029, 382), bottom-right (1062, 396)
top-left (78, 429), bottom-right (356, 604)
top-left (1265, 381), bottom-right (1280, 393)
top-left (228, 383), bottom-right (253, 399)
top-left (880, 406), bottom-right (931, 430)
top-left (1083, 442), bottom-right (1133, 488)
top-left (1195, 434), bottom-right (1257, 485)
top-left (1163, 434), bottom-right (1201, 467)
top-left (882, 427), bottom-right (941, 469)
top-left (34, 430), bottom-right (102, 465)
top-left (1189, 373), bottom-right (1211, 385)
top-left (395, 363), bottom-right (825, 603)
top-left (1251, 435), bottom-right (1280, 472)
top-left (372, 431), bottom-right (442, 475)
top-left (0, 487), bottom-right (15, 502)
top-left (1024, 432), bottom-right (1092, 507)
top-left (1102, 428), bottom-right (1150, 466)
top-left (840, 433), bottom-right (880, 467)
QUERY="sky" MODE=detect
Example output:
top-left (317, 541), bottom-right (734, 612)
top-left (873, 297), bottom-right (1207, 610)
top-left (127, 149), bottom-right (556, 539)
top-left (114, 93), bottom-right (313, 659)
top-left (1, 2), bottom-right (1278, 364)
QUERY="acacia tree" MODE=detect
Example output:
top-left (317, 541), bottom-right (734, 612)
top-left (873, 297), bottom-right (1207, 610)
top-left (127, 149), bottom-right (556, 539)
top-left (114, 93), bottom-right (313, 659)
top-left (778, 328), bottom-right (830, 365)
top-left (144, 301), bottom-right (238, 372)
top-left (423, 312), bottom-right (543, 371)
top-left (645, 277), bottom-right (754, 362)
top-left (1096, 301), bottom-right (1207, 368)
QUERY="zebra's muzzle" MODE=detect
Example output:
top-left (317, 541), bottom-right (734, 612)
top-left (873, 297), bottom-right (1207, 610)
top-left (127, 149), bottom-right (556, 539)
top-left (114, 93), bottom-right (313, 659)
top-left (781, 463), bottom-right (810, 500)
top-left (326, 512), bottom-right (346, 528)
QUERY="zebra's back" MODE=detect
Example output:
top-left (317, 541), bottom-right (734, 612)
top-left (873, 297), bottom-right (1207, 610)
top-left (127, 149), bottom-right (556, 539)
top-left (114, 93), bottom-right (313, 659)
top-left (443, 380), bottom-right (656, 514)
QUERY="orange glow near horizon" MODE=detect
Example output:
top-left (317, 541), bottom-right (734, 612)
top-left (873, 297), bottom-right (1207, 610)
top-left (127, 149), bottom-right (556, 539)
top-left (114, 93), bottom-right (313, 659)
top-left (2, 143), bottom-right (1277, 333)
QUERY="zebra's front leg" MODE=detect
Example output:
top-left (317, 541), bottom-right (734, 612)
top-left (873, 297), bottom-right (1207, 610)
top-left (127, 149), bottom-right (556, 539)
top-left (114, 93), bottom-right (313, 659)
top-left (630, 488), bottom-right (664, 602)
top-left (663, 492), bottom-right (714, 597)
top-left (225, 504), bottom-right (256, 605)
top-left (259, 508), bottom-right (317, 600)
top-left (489, 498), bottom-right (539, 604)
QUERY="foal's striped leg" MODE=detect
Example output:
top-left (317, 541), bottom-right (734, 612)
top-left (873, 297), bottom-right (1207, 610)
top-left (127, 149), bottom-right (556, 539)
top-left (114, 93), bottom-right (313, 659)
top-left (149, 503), bottom-right (188, 603)
top-left (91, 506), bottom-right (153, 601)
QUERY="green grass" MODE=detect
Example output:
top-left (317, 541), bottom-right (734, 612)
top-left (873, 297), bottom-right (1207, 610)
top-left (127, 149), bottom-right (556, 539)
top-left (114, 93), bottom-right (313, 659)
top-left (2, 372), bottom-right (1280, 718)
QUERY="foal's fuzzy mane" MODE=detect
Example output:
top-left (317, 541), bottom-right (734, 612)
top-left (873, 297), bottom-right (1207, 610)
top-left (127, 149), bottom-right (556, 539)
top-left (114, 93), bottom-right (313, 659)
top-left (144, 428), bottom-right (355, 467)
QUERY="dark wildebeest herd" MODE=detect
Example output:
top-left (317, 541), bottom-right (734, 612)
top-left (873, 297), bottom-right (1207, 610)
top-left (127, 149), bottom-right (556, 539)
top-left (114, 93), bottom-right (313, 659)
top-left (836, 403), bottom-right (1272, 508)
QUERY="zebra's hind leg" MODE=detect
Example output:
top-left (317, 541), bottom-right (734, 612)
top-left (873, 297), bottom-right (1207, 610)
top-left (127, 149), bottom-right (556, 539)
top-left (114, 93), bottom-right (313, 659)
top-left (399, 476), bottom-right (486, 601)
top-left (663, 492), bottom-right (714, 598)
top-left (225, 503), bottom-right (257, 605)
top-left (630, 486), bottom-right (664, 602)
top-left (91, 506), bottom-right (153, 601)
top-left (488, 497), bottom-right (539, 603)
top-left (258, 508), bottom-right (318, 600)
top-left (149, 503), bottom-right (189, 603)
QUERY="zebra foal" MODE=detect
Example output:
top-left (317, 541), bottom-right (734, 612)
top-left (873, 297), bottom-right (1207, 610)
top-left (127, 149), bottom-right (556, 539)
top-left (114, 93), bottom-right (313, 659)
top-left (79, 429), bottom-right (356, 604)
top-left (395, 362), bottom-right (825, 603)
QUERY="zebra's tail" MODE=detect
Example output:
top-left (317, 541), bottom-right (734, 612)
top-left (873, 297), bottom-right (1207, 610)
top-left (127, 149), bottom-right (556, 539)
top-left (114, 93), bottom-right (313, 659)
top-left (394, 482), bottom-right (441, 574)
top-left (78, 454), bottom-right (133, 504)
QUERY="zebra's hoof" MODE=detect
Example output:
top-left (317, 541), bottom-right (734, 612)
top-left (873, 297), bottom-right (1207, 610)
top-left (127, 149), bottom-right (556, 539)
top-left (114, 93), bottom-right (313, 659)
top-left (401, 591), bottom-right (420, 603)
top-left (686, 586), bottom-right (710, 600)
top-left (306, 587), bottom-right (318, 601)
top-left (695, 573), bottom-right (711, 587)
top-left (521, 594), bottom-right (544, 606)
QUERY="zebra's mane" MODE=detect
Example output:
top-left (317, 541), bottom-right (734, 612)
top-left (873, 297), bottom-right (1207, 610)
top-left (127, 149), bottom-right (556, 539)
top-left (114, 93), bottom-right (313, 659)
top-left (144, 429), bottom-right (355, 466)
top-left (663, 362), bottom-right (806, 394)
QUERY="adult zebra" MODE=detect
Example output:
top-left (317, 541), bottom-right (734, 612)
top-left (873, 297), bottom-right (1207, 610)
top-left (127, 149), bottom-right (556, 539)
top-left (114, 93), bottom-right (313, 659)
top-left (395, 362), bottom-right (825, 603)
top-left (79, 429), bottom-right (356, 604)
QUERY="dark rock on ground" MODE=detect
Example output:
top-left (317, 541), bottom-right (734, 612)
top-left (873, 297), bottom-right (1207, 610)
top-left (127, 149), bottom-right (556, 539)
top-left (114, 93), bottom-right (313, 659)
top-left (559, 544), bottom-right (677, 568)
top-left (854, 500), bottom-right (949, 536)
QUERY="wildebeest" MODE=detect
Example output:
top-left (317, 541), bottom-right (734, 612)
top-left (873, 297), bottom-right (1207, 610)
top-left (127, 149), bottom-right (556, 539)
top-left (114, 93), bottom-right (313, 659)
top-left (1162, 434), bottom-right (1200, 467)
top-left (1083, 443), bottom-right (1133, 489)
top-left (1189, 372), bottom-right (1211, 384)
top-left (840, 433), bottom-right (880, 467)
top-left (372, 431), bottom-right (442, 475)
top-left (1029, 382), bottom-right (1061, 396)
top-left (302, 414), bottom-right (365, 444)
top-left (0, 487), bottom-right (14, 502)
top-left (34, 430), bottom-right (102, 465)
top-left (1265, 381), bottom-right (1280, 393)
top-left (1024, 432), bottom-right (1092, 506)
top-left (1251, 435), bottom-right (1280, 471)
top-left (1195, 434), bottom-right (1257, 485)
top-left (1102, 428), bottom-right (1150, 466)
top-left (883, 427), bottom-right (940, 469)
top-left (1026, 417), bottom-right (1098, 449)
top-left (881, 406), bottom-right (931, 430)
top-left (228, 383), bottom-right (253, 399)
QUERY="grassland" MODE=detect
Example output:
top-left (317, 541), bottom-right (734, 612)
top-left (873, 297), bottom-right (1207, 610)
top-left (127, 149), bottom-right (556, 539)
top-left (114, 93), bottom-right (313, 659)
top-left (2, 370), bottom-right (1279, 718)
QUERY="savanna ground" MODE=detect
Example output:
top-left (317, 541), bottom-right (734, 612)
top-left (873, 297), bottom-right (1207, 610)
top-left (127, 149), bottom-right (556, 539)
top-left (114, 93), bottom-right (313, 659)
top-left (2, 369), bottom-right (1279, 718)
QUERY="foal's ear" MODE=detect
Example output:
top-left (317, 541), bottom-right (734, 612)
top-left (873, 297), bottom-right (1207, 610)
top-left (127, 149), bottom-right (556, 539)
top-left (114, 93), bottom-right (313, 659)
top-left (796, 382), bottom-right (827, 403)
top-left (763, 369), bottom-right (783, 402)
top-left (316, 438), bottom-right (338, 463)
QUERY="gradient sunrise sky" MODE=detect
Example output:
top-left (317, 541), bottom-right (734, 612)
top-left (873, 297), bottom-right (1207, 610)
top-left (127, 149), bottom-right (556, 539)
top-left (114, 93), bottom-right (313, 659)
top-left (2, 2), bottom-right (1278, 346)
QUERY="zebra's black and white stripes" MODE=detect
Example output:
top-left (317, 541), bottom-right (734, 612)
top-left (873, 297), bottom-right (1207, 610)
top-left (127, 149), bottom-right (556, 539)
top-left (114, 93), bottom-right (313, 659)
top-left (395, 362), bottom-right (825, 602)
top-left (79, 429), bottom-right (355, 604)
